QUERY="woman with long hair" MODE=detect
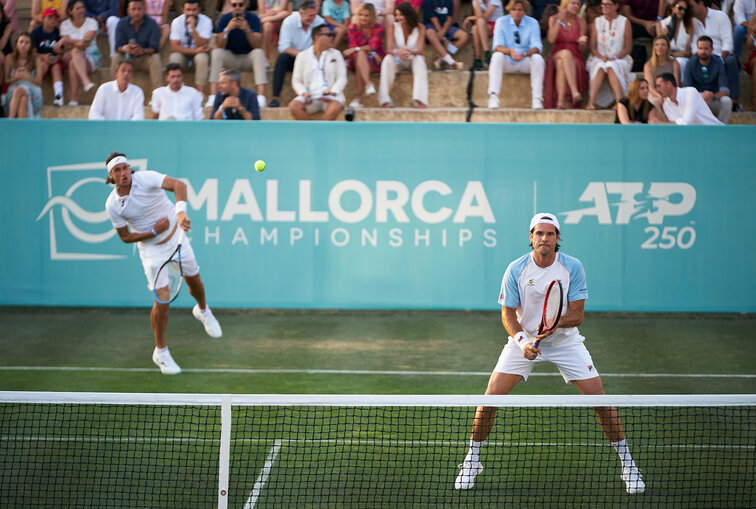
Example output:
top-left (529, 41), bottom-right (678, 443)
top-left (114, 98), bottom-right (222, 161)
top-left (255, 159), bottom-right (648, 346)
top-left (379, 1), bottom-right (428, 107)
top-left (615, 77), bottom-right (653, 123)
top-left (544, 0), bottom-right (589, 109)
top-left (657, 0), bottom-right (693, 75)
top-left (59, 0), bottom-right (100, 105)
top-left (643, 35), bottom-right (679, 105)
top-left (5, 32), bottom-right (43, 117)
top-left (585, 0), bottom-right (632, 110)
top-left (344, 3), bottom-right (385, 108)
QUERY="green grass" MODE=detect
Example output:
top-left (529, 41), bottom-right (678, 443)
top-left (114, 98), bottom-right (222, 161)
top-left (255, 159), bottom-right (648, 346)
top-left (1, 308), bottom-right (754, 507)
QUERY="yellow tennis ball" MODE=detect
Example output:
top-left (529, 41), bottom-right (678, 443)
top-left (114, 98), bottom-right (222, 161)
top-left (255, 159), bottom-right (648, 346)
top-left (254, 160), bottom-right (266, 172)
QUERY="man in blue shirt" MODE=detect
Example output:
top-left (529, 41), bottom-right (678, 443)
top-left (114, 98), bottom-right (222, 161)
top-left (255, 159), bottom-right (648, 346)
top-left (209, 0), bottom-right (266, 109)
top-left (682, 35), bottom-right (732, 123)
top-left (111, 0), bottom-right (163, 94)
top-left (211, 69), bottom-right (261, 119)
top-left (84, 0), bottom-right (121, 57)
top-left (487, 0), bottom-right (545, 109)
top-left (31, 8), bottom-right (64, 106)
top-left (422, 0), bottom-right (468, 69)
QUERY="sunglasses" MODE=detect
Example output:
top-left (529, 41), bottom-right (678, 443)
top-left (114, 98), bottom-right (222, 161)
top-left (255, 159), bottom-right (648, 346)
top-left (319, 32), bottom-right (335, 37)
top-left (514, 30), bottom-right (520, 45)
top-left (677, 5), bottom-right (687, 10)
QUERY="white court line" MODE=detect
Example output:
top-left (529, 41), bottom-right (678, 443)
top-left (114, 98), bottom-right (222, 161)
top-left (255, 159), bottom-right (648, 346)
top-left (0, 366), bottom-right (755, 378)
top-left (244, 439), bottom-right (283, 509)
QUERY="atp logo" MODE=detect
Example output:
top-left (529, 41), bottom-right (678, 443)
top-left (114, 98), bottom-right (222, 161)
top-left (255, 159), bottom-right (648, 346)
top-left (36, 159), bottom-right (147, 260)
top-left (560, 182), bottom-right (696, 225)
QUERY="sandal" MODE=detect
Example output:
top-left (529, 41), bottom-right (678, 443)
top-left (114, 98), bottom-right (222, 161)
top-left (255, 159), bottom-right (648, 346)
top-left (433, 57), bottom-right (444, 70)
top-left (557, 101), bottom-right (568, 110)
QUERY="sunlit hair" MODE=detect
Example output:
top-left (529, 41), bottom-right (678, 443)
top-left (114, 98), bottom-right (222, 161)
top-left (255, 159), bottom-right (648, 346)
top-left (395, 2), bottom-right (418, 30)
top-left (505, 0), bottom-right (531, 13)
top-left (559, 0), bottom-right (579, 12)
top-left (11, 32), bottom-right (36, 74)
top-left (649, 36), bottom-right (671, 75)
top-left (626, 78), bottom-right (651, 121)
top-left (357, 3), bottom-right (376, 28)
top-left (105, 152), bottom-right (133, 185)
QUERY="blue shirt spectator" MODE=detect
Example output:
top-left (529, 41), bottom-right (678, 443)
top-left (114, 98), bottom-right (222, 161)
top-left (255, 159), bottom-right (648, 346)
top-left (211, 85), bottom-right (260, 119)
top-left (492, 13), bottom-right (542, 64)
top-left (31, 24), bottom-right (60, 54)
top-left (216, 10), bottom-right (262, 55)
top-left (115, 13), bottom-right (161, 51)
top-left (322, 0), bottom-right (350, 25)
top-left (683, 53), bottom-right (729, 95)
top-left (422, 0), bottom-right (454, 25)
top-left (84, 0), bottom-right (120, 20)
top-left (277, 9), bottom-right (324, 53)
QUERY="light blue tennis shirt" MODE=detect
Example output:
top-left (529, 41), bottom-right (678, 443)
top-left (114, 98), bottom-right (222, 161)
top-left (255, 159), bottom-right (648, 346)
top-left (278, 11), bottom-right (325, 53)
top-left (498, 251), bottom-right (588, 347)
top-left (492, 14), bottom-right (542, 64)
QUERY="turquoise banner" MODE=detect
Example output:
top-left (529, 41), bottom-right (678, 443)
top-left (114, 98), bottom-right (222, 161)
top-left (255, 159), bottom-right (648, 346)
top-left (1, 120), bottom-right (754, 312)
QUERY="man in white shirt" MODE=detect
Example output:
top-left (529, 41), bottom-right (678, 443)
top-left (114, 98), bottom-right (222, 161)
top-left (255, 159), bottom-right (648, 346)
top-left (690, 0), bottom-right (741, 110)
top-left (732, 0), bottom-right (755, 61)
top-left (88, 60), bottom-right (146, 120)
top-left (151, 63), bottom-right (204, 120)
top-left (169, 0), bottom-right (213, 96)
top-left (655, 72), bottom-right (724, 125)
top-left (289, 24), bottom-right (347, 120)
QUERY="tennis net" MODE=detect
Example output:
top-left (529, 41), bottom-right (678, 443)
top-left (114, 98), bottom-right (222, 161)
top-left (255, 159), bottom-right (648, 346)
top-left (1, 392), bottom-right (754, 508)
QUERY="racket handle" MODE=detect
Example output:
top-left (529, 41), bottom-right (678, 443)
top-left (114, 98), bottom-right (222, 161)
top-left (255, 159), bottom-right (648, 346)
top-left (533, 339), bottom-right (541, 349)
top-left (177, 228), bottom-right (187, 244)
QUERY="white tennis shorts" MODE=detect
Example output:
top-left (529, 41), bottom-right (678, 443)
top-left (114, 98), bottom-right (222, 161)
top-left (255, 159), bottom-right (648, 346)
top-left (139, 236), bottom-right (200, 291)
top-left (493, 336), bottom-right (599, 384)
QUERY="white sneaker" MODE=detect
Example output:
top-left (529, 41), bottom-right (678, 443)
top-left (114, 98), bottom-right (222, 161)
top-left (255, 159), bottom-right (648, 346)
top-left (349, 99), bottom-right (363, 109)
top-left (193, 304), bottom-right (222, 338)
top-left (621, 466), bottom-right (645, 494)
top-left (152, 347), bottom-right (181, 375)
top-left (365, 83), bottom-right (376, 96)
top-left (257, 95), bottom-right (266, 109)
top-left (205, 96), bottom-right (215, 108)
top-left (487, 94), bottom-right (499, 109)
top-left (53, 95), bottom-right (64, 107)
top-left (454, 460), bottom-right (483, 490)
top-left (532, 99), bottom-right (544, 109)
top-left (68, 100), bottom-right (79, 106)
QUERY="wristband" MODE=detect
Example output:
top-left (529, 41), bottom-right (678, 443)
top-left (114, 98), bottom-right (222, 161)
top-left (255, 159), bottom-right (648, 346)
top-left (513, 331), bottom-right (529, 351)
top-left (355, 46), bottom-right (360, 51)
top-left (175, 201), bottom-right (187, 215)
top-left (151, 228), bottom-right (158, 237)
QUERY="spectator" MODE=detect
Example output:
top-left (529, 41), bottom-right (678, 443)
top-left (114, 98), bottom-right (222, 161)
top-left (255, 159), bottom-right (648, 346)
top-left (0, 0), bottom-right (18, 33)
top-left (351, 0), bottom-right (394, 25)
top-left (423, 0), bottom-right (467, 69)
top-left (210, 68), bottom-right (261, 118)
top-left (144, 0), bottom-right (170, 49)
top-left (582, 0), bottom-right (603, 32)
top-left (379, 1), bottom-right (427, 107)
top-left (210, 0), bottom-right (267, 108)
top-left (151, 62), bottom-right (204, 119)
top-left (615, 77), bottom-right (654, 122)
top-left (89, 59), bottom-right (145, 119)
top-left (169, 0), bottom-right (212, 97)
top-left (31, 7), bottom-right (65, 106)
top-left (60, 0), bottom-right (100, 105)
top-left (5, 32), bottom-right (43, 118)
top-left (733, 0), bottom-right (755, 62)
top-left (268, 0), bottom-right (323, 107)
top-left (344, 3), bottom-right (385, 107)
top-left (260, 0), bottom-right (294, 65)
top-left (543, 0), bottom-right (588, 109)
top-left (644, 34), bottom-right (681, 105)
top-left (657, 0), bottom-right (694, 75)
top-left (30, 0), bottom-right (69, 31)
top-left (172, 0), bottom-right (217, 18)
top-left (463, 0), bottom-right (503, 70)
top-left (289, 24), bottom-right (346, 119)
top-left (621, 0), bottom-right (659, 38)
top-left (689, 0), bottom-right (740, 110)
top-left (322, 0), bottom-right (350, 47)
top-left (655, 71), bottom-right (723, 123)
top-left (745, 13), bottom-right (755, 110)
top-left (112, 0), bottom-right (162, 94)
top-left (683, 35), bottom-right (732, 122)
top-left (83, 0), bottom-right (120, 57)
top-left (487, 0), bottom-right (545, 109)
top-left (585, 0), bottom-right (632, 109)
top-left (0, 2), bottom-right (12, 94)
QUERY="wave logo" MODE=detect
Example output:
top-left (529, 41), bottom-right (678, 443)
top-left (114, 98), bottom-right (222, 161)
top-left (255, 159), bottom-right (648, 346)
top-left (36, 160), bottom-right (147, 260)
top-left (560, 182), bottom-right (696, 225)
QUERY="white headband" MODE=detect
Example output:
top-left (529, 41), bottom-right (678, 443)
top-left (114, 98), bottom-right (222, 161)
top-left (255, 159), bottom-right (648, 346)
top-left (106, 156), bottom-right (129, 171)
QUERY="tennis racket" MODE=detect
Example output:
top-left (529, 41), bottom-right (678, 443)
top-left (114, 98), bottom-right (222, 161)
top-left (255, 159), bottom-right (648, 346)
top-left (534, 280), bottom-right (563, 348)
top-left (152, 229), bottom-right (187, 304)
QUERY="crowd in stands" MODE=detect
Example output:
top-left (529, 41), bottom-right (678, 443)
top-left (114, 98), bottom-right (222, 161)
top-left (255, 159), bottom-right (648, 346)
top-left (0, 0), bottom-right (753, 122)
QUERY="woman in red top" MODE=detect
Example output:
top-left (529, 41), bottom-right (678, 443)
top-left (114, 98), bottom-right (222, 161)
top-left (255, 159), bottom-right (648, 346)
top-left (543, 0), bottom-right (589, 109)
top-left (344, 2), bottom-right (385, 108)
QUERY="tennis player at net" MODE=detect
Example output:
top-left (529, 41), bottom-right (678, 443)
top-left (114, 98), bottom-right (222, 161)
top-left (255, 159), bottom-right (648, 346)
top-left (455, 213), bottom-right (645, 494)
top-left (104, 152), bottom-right (222, 375)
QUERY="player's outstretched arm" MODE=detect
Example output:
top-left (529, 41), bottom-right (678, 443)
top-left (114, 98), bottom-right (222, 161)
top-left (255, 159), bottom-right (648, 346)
top-left (114, 217), bottom-right (170, 243)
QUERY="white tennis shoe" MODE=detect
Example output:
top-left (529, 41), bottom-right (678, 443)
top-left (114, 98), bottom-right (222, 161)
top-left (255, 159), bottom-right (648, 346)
top-left (454, 460), bottom-right (483, 490)
top-left (152, 347), bottom-right (181, 375)
top-left (622, 466), bottom-right (645, 494)
top-left (193, 304), bottom-right (222, 338)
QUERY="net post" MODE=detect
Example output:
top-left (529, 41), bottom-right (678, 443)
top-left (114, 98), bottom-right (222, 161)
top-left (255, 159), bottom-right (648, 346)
top-left (217, 394), bottom-right (232, 509)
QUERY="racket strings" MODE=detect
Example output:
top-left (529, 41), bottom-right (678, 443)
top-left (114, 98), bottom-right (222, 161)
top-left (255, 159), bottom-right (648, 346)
top-left (543, 286), bottom-right (562, 329)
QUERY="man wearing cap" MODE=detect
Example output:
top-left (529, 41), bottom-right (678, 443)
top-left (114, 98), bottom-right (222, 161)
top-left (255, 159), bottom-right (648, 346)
top-left (104, 152), bottom-right (222, 375)
top-left (31, 7), bottom-right (65, 106)
top-left (454, 213), bottom-right (645, 495)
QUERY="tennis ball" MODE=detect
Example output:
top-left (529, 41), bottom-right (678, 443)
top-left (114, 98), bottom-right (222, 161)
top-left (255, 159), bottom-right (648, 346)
top-left (254, 160), bottom-right (266, 172)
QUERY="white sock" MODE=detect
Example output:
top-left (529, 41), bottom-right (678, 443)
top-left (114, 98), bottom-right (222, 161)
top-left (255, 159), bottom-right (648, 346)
top-left (611, 438), bottom-right (636, 470)
top-left (157, 346), bottom-right (168, 354)
top-left (466, 439), bottom-right (484, 463)
top-left (53, 81), bottom-right (63, 97)
top-left (446, 43), bottom-right (458, 55)
top-left (443, 54), bottom-right (455, 65)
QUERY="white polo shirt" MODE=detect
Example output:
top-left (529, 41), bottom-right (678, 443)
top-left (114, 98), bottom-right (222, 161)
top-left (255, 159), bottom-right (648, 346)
top-left (662, 86), bottom-right (724, 125)
top-left (88, 80), bottom-right (145, 120)
top-left (151, 85), bottom-right (204, 120)
top-left (170, 13), bottom-right (213, 48)
top-left (691, 8), bottom-right (734, 55)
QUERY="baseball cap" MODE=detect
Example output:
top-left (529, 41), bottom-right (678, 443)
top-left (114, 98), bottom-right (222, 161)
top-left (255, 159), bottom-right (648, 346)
top-left (529, 212), bottom-right (560, 232)
top-left (42, 7), bottom-right (59, 17)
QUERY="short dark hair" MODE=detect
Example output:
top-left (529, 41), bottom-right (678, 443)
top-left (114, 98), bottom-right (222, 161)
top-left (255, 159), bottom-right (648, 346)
top-left (657, 72), bottom-right (677, 87)
top-left (115, 59), bottom-right (133, 72)
top-left (165, 62), bottom-right (183, 74)
top-left (183, 0), bottom-right (199, 4)
top-left (311, 23), bottom-right (328, 38)
top-left (300, 0), bottom-right (317, 10)
top-left (697, 35), bottom-right (713, 47)
top-left (105, 152), bottom-right (133, 184)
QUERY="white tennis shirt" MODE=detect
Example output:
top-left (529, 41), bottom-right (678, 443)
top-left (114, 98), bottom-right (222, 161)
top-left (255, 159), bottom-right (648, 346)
top-left (106, 171), bottom-right (177, 248)
top-left (498, 251), bottom-right (588, 347)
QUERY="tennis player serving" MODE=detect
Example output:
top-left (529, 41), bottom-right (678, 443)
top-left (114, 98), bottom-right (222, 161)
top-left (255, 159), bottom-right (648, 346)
top-left (104, 152), bottom-right (222, 375)
top-left (455, 213), bottom-right (645, 494)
